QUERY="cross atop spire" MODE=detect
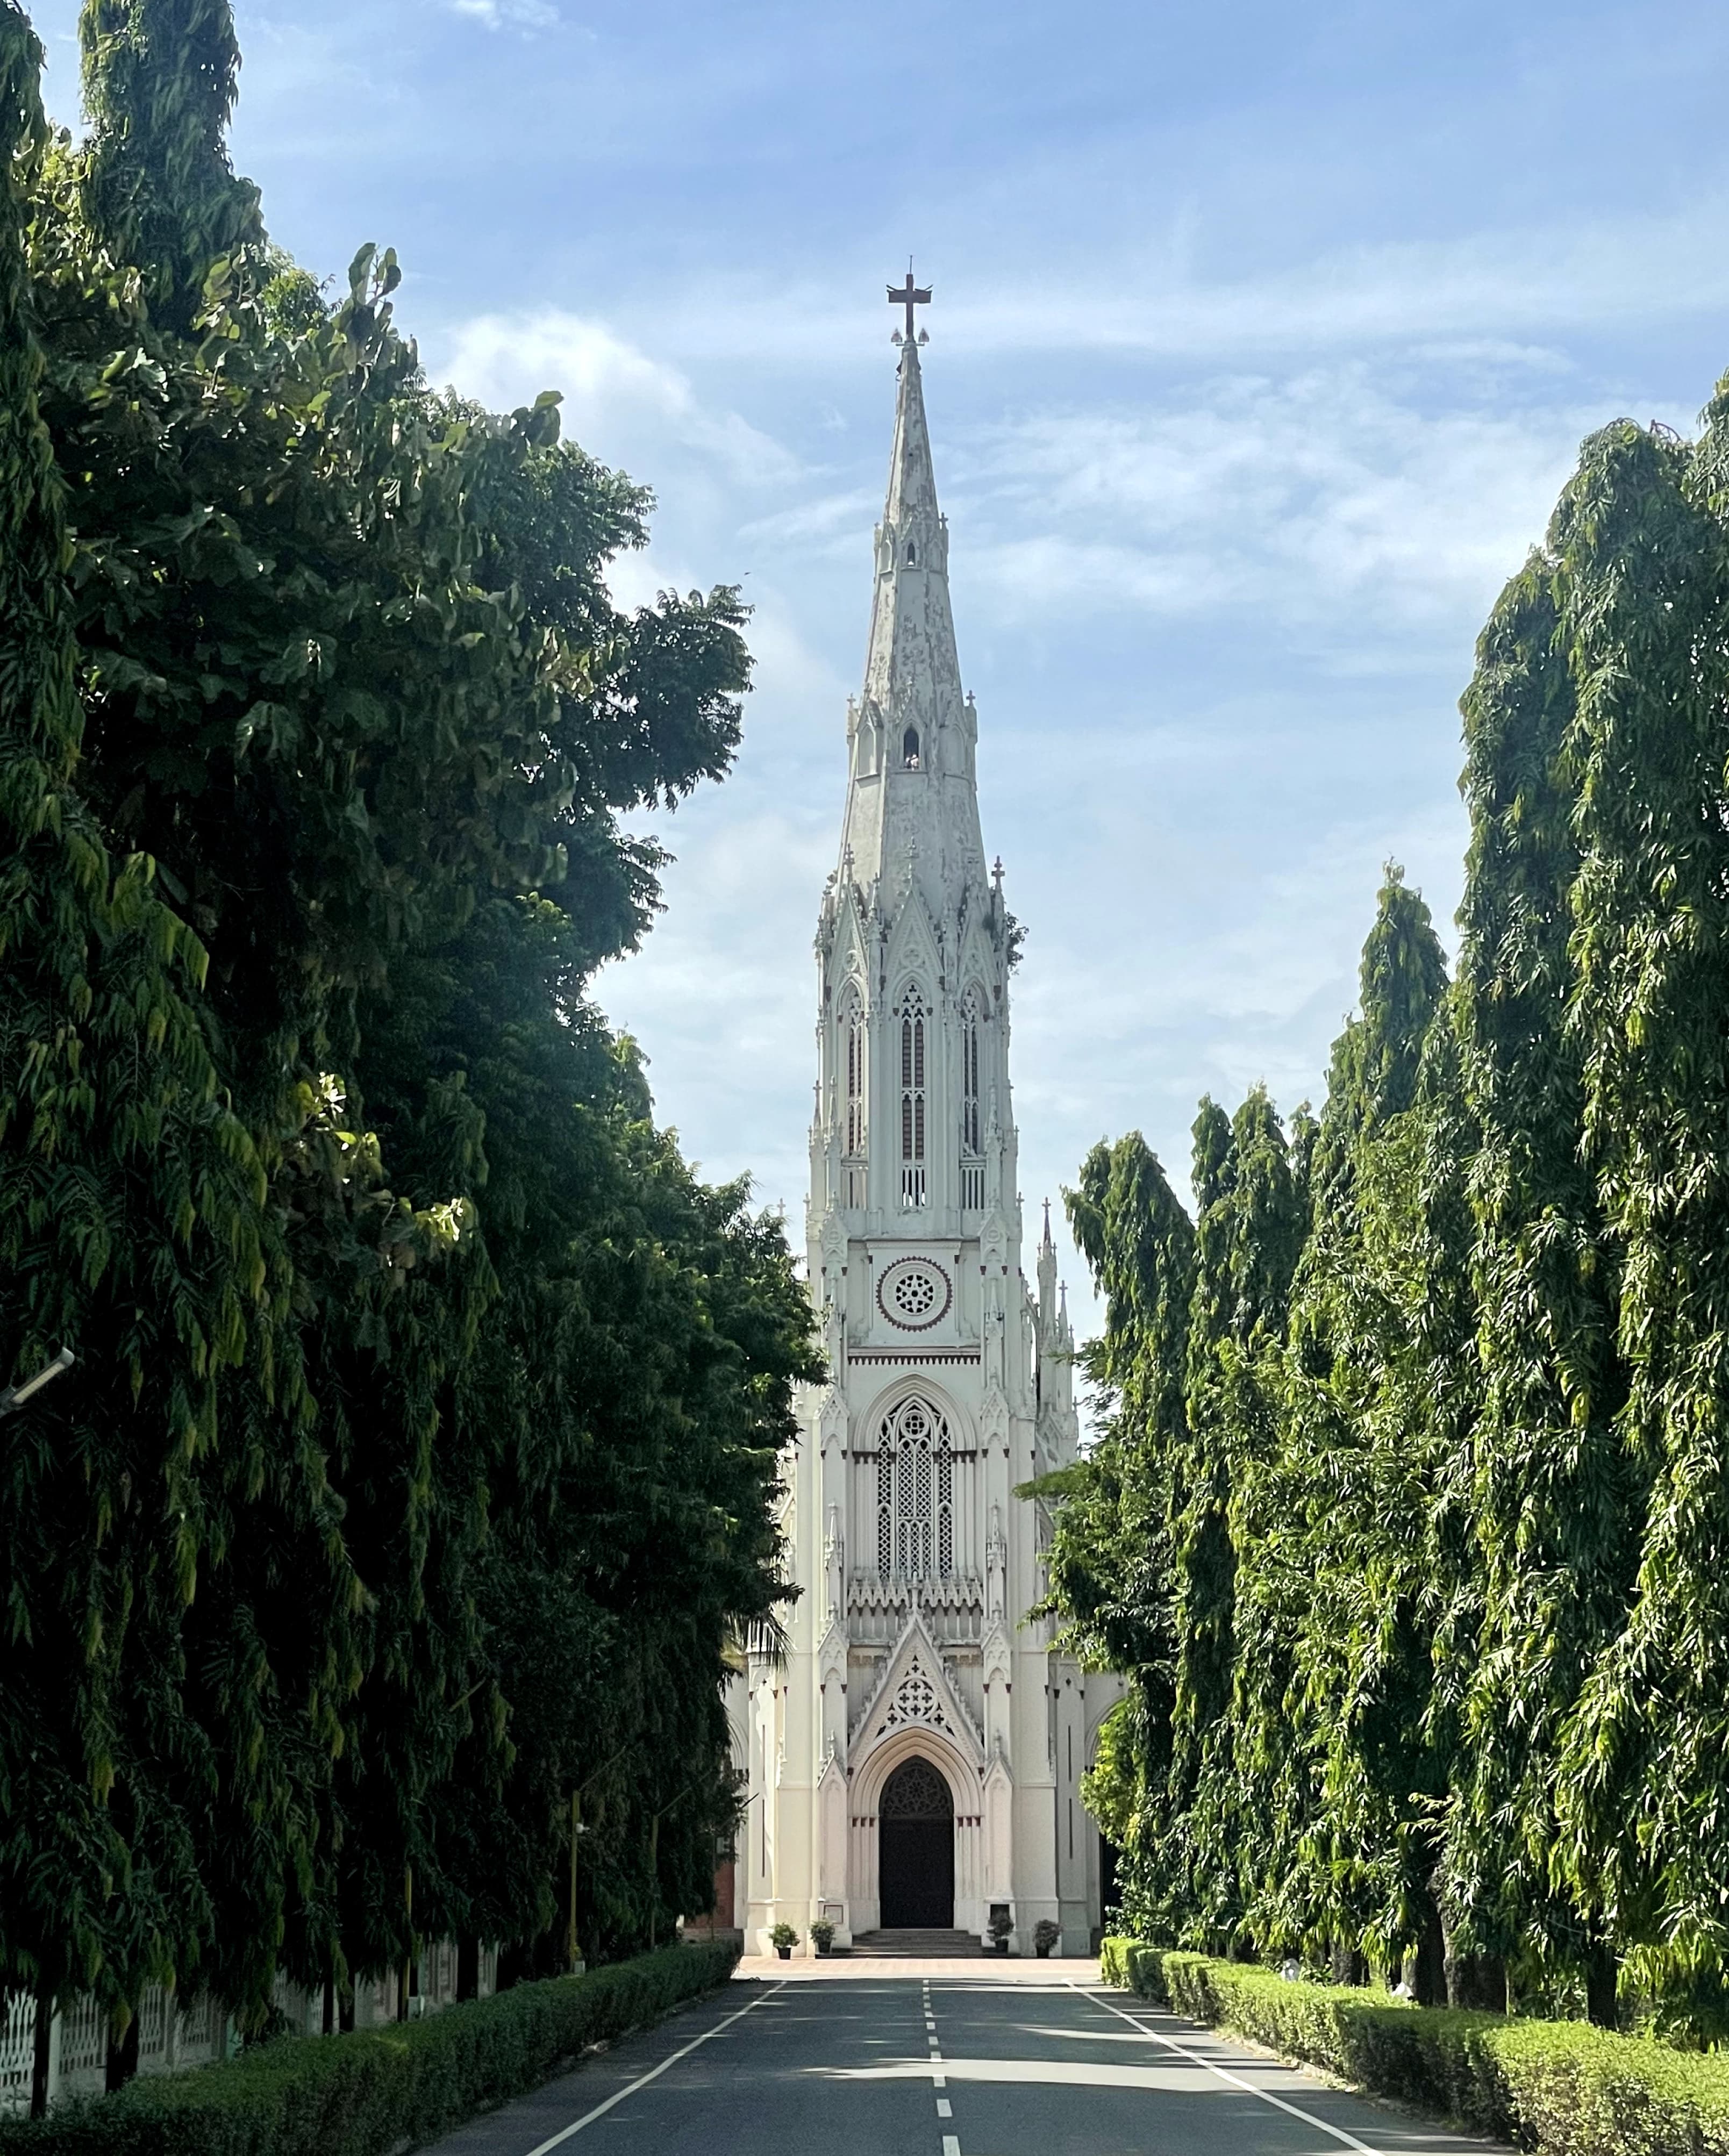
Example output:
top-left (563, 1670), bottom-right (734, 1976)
top-left (888, 266), bottom-right (932, 343)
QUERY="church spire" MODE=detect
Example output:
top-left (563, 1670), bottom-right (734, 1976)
top-left (839, 305), bottom-right (987, 906)
top-left (882, 333), bottom-right (940, 533)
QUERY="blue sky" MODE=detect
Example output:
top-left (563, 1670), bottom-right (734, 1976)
top-left (29, 0), bottom-right (1729, 1324)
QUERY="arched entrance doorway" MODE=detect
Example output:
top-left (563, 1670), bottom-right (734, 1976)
top-left (878, 1756), bottom-right (954, 1927)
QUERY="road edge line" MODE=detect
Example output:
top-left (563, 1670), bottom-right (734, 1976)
top-left (1069, 1979), bottom-right (1389, 2156)
top-left (523, 1979), bottom-right (787, 2155)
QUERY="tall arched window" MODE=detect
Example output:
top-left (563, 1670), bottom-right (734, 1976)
top-left (876, 1396), bottom-right (955, 1580)
top-left (840, 986), bottom-right (866, 1206)
top-left (959, 987), bottom-right (984, 1210)
top-left (898, 986), bottom-right (927, 1208)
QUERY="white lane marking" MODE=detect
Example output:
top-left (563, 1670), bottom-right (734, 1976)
top-left (1071, 1983), bottom-right (1389, 2156)
top-left (937, 2097), bottom-right (953, 2117)
top-left (942, 2138), bottom-right (961, 2156)
top-left (522, 1982), bottom-right (785, 2154)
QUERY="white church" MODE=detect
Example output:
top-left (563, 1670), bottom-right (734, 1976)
top-left (726, 286), bottom-right (1119, 1957)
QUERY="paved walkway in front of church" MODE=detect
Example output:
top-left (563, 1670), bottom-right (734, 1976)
top-left (416, 1960), bottom-right (1507, 2156)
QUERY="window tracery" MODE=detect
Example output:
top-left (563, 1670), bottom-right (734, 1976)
top-left (959, 986), bottom-right (985, 1210)
top-left (897, 984), bottom-right (927, 1208)
top-left (875, 1395), bottom-right (955, 1581)
top-left (840, 985), bottom-right (867, 1205)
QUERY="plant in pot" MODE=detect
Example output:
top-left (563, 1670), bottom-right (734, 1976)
top-left (769, 1922), bottom-right (799, 1961)
top-left (810, 1919), bottom-right (835, 1957)
top-left (1033, 1919), bottom-right (1061, 1960)
top-left (989, 1907), bottom-right (1013, 1956)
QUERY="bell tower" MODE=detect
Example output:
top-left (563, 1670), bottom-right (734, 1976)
top-left (732, 287), bottom-right (1114, 1958)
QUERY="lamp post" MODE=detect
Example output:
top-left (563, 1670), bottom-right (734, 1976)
top-left (646, 1785), bottom-right (696, 1951)
top-left (568, 1749), bottom-right (626, 1974)
top-left (0, 1347), bottom-right (74, 1419)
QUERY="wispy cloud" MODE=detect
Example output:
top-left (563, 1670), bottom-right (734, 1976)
top-left (451, 0), bottom-right (559, 31)
top-left (954, 366), bottom-right (1596, 649)
top-left (639, 206), bottom-right (1729, 369)
top-left (434, 311), bottom-right (801, 487)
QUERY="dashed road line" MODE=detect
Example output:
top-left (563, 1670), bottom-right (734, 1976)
top-left (926, 1980), bottom-right (951, 2132)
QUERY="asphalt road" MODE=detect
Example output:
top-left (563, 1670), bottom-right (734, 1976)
top-left (419, 1965), bottom-right (1503, 2156)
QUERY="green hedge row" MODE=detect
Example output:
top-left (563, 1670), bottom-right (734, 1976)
top-left (0, 1942), bottom-right (740, 2156)
top-left (1100, 1942), bottom-right (1729, 2156)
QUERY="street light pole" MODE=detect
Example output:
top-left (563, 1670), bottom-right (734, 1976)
top-left (0, 1348), bottom-right (75, 1418)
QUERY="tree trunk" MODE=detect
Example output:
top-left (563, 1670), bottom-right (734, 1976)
top-left (1408, 1899), bottom-right (1446, 2007)
top-left (338, 1988), bottom-right (356, 2034)
top-left (567, 1790), bottom-right (583, 1972)
top-left (1444, 1946), bottom-right (1506, 2012)
top-left (1330, 1941), bottom-right (1366, 1986)
top-left (1585, 1937), bottom-right (1618, 2028)
top-left (321, 1980), bottom-right (334, 2036)
top-left (457, 1935), bottom-right (480, 2003)
top-left (30, 1985), bottom-right (52, 2118)
top-left (104, 2007), bottom-right (141, 2092)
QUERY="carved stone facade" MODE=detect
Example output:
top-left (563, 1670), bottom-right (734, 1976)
top-left (728, 333), bottom-right (1119, 1954)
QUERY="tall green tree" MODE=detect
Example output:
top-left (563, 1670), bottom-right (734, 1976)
top-left (0, 0), bottom-right (295, 2093)
top-left (1281, 871), bottom-right (1463, 2000)
top-left (1554, 412), bottom-right (1729, 2023)
top-left (1043, 1135), bottom-right (1195, 1939)
top-left (3, 0), bottom-right (815, 2055)
top-left (1448, 547), bottom-right (1631, 2021)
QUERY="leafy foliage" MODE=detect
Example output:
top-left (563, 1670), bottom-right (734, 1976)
top-left (0, 1943), bottom-right (739, 2156)
top-left (1105, 1946), bottom-right (1729, 2156)
top-left (0, 0), bottom-right (815, 2071)
top-left (1047, 377), bottom-right (1729, 2040)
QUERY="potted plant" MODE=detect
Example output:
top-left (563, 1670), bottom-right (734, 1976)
top-left (1033, 1919), bottom-right (1061, 1960)
top-left (769, 1922), bottom-right (799, 1961)
top-left (809, 1919), bottom-right (835, 1957)
top-left (989, 1907), bottom-right (1012, 1956)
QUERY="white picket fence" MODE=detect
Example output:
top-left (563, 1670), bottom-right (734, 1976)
top-left (0, 1945), bottom-right (497, 2116)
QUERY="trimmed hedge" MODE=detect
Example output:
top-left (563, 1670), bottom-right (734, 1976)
top-left (0, 1942), bottom-right (740, 2156)
top-left (1100, 1943), bottom-right (1729, 2156)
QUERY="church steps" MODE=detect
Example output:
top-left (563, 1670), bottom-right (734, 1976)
top-left (845, 1929), bottom-right (985, 1958)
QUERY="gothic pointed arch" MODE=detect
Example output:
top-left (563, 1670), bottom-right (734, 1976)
top-left (884, 873), bottom-right (942, 983)
top-left (837, 973), bottom-right (868, 1206)
top-left (958, 980), bottom-right (990, 1209)
top-left (892, 977), bottom-right (930, 1210)
top-left (873, 1390), bottom-right (956, 1581)
top-left (850, 1610), bottom-right (985, 1773)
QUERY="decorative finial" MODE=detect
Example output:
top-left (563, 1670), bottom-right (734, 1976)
top-left (888, 267), bottom-right (932, 343)
top-left (991, 855), bottom-right (1005, 893)
top-left (1042, 1198), bottom-right (1053, 1249)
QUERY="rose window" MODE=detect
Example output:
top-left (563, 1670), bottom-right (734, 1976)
top-left (877, 1258), bottom-right (952, 1331)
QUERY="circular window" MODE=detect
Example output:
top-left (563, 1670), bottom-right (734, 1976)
top-left (877, 1257), bottom-right (952, 1331)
